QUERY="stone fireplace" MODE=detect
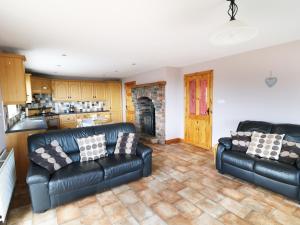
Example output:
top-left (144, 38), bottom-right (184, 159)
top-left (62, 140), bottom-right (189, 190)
top-left (132, 81), bottom-right (166, 144)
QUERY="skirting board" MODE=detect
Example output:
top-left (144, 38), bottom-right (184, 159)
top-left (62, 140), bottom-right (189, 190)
top-left (165, 138), bottom-right (183, 145)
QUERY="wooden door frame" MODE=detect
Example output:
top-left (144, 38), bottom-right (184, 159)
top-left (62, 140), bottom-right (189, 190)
top-left (125, 81), bottom-right (136, 121)
top-left (184, 70), bottom-right (214, 150)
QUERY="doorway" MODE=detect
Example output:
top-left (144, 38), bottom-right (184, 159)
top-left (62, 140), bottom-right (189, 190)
top-left (184, 70), bottom-right (213, 150)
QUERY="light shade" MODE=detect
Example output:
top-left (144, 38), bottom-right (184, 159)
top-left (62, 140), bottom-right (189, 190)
top-left (210, 20), bottom-right (258, 46)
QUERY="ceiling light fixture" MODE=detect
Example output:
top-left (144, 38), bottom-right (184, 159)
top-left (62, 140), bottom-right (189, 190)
top-left (62, 54), bottom-right (67, 57)
top-left (210, 0), bottom-right (258, 46)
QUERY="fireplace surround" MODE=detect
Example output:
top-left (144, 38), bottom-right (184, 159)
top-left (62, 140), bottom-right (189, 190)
top-left (131, 81), bottom-right (166, 144)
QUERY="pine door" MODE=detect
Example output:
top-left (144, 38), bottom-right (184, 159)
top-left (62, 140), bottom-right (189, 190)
top-left (184, 70), bottom-right (213, 150)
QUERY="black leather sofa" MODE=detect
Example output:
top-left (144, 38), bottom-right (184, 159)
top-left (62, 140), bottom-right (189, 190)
top-left (26, 123), bottom-right (152, 213)
top-left (216, 120), bottom-right (300, 202)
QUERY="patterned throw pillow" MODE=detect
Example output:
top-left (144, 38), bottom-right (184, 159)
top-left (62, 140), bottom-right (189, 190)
top-left (76, 134), bottom-right (107, 162)
top-left (278, 140), bottom-right (300, 165)
top-left (230, 131), bottom-right (252, 152)
top-left (115, 132), bottom-right (138, 155)
top-left (246, 131), bottom-right (285, 159)
top-left (29, 140), bottom-right (73, 174)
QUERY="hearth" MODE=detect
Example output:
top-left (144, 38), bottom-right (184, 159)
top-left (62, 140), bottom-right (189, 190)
top-left (138, 97), bottom-right (155, 136)
top-left (131, 81), bottom-right (166, 144)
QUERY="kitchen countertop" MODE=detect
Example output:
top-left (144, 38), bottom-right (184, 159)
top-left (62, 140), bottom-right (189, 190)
top-left (6, 117), bottom-right (48, 133)
top-left (57, 110), bottom-right (110, 115)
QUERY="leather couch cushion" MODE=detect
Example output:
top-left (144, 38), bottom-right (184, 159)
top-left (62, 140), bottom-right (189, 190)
top-left (96, 155), bottom-right (143, 179)
top-left (222, 151), bottom-right (256, 171)
top-left (237, 121), bottom-right (272, 133)
top-left (49, 161), bottom-right (104, 195)
top-left (271, 124), bottom-right (300, 138)
top-left (254, 159), bottom-right (300, 186)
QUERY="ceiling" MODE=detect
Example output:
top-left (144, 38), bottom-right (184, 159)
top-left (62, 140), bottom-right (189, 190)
top-left (0, 0), bottom-right (300, 78)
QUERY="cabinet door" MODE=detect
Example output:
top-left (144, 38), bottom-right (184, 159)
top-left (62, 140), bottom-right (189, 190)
top-left (0, 56), bottom-right (26, 104)
top-left (25, 74), bottom-right (32, 103)
top-left (81, 82), bottom-right (94, 101)
top-left (31, 77), bottom-right (51, 94)
top-left (93, 82), bottom-right (106, 101)
top-left (109, 82), bottom-right (122, 111)
top-left (69, 81), bottom-right (81, 101)
top-left (52, 80), bottom-right (69, 101)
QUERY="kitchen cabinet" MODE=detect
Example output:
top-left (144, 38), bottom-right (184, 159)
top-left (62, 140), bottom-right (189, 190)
top-left (0, 53), bottom-right (26, 104)
top-left (25, 74), bottom-right (32, 103)
top-left (52, 80), bottom-right (81, 101)
top-left (108, 82), bottom-right (123, 122)
top-left (59, 114), bottom-right (77, 129)
top-left (81, 82), bottom-right (94, 101)
top-left (6, 129), bottom-right (47, 184)
top-left (31, 76), bottom-right (52, 94)
top-left (68, 81), bottom-right (81, 101)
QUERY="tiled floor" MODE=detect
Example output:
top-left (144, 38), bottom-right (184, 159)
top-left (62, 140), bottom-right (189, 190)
top-left (5, 143), bottom-right (300, 225)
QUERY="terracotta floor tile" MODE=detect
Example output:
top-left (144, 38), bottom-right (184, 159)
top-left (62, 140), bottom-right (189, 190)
top-left (246, 211), bottom-right (280, 225)
top-left (219, 197), bottom-right (252, 219)
top-left (138, 189), bottom-right (162, 206)
top-left (96, 191), bottom-right (118, 206)
top-left (128, 201), bottom-right (154, 222)
top-left (177, 187), bottom-right (205, 204)
top-left (117, 189), bottom-right (140, 205)
top-left (219, 187), bottom-right (246, 201)
top-left (56, 203), bottom-right (81, 224)
top-left (167, 215), bottom-right (193, 225)
top-left (79, 202), bottom-right (104, 217)
top-left (158, 189), bottom-right (182, 204)
top-left (192, 213), bottom-right (224, 225)
top-left (8, 143), bottom-right (300, 225)
top-left (103, 201), bottom-right (130, 223)
top-left (141, 215), bottom-right (167, 225)
top-left (151, 201), bottom-right (179, 220)
top-left (175, 199), bottom-right (203, 220)
top-left (196, 198), bottom-right (227, 218)
top-left (219, 213), bottom-right (250, 225)
top-left (269, 209), bottom-right (300, 225)
top-left (74, 195), bottom-right (97, 208)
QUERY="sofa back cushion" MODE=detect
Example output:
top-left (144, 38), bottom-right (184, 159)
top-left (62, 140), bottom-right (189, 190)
top-left (237, 121), bottom-right (273, 133)
top-left (28, 123), bottom-right (136, 162)
top-left (271, 124), bottom-right (300, 143)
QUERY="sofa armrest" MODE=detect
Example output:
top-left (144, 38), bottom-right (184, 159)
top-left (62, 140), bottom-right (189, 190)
top-left (218, 137), bottom-right (232, 150)
top-left (26, 162), bottom-right (51, 213)
top-left (136, 143), bottom-right (153, 177)
top-left (216, 137), bottom-right (232, 172)
top-left (27, 162), bottom-right (50, 184)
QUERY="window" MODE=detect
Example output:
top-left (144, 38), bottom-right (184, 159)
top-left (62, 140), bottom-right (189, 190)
top-left (7, 105), bottom-right (19, 119)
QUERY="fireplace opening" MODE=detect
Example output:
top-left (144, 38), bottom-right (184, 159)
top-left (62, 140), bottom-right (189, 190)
top-left (137, 97), bottom-right (155, 136)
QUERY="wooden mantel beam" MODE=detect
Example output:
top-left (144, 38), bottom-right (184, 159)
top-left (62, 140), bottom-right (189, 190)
top-left (133, 81), bottom-right (166, 88)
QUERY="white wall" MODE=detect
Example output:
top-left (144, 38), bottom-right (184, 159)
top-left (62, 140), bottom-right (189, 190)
top-left (123, 40), bottom-right (300, 145)
top-left (181, 40), bottom-right (300, 144)
top-left (122, 67), bottom-right (182, 140)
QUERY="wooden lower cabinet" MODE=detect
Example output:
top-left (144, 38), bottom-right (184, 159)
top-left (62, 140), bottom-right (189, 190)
top-left (5, 129), bottom-right (47, 184)
top-left (59, 114), bottom-right (77, 129)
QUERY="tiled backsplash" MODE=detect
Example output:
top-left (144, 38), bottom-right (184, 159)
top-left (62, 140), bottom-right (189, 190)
top-left (27, 94), bottom-right (106, 113)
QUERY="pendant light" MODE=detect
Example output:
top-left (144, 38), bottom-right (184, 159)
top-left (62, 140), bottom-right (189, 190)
top-left (210, 0), bottom-right (258, 46)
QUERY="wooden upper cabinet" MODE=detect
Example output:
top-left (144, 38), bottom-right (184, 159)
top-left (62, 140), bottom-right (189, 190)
top-left (109, 82), bottom-right (122, 111)
top-left (93, 82), bottom-right (106, 101)
top-left (31, 76), bottom-right (51, 94)
top-left (80, 82), bottom-right (94, 101)
top-left (25, 74), bottom-right (32, 103)
top-left (69, 81), bottom-right (81, 101)
top-left (0, 54), bottom-right (26, 104)
top-left (52, 80), bottom-right (69, 101)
